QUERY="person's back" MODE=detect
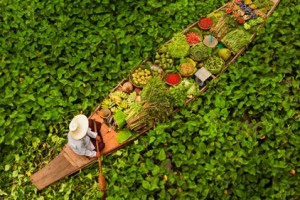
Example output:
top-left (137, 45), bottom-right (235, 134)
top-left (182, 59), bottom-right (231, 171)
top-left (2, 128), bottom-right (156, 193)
top-left (67, 114), bottom-right (103, 158)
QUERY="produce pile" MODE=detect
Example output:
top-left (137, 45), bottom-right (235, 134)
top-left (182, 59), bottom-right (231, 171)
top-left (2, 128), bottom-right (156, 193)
top-left (98, 0), bottom-right (274, 143)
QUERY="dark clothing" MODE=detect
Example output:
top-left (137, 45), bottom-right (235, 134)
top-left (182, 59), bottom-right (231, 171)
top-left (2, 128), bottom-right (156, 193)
top-left (88, 119), bottom-right (105, 151)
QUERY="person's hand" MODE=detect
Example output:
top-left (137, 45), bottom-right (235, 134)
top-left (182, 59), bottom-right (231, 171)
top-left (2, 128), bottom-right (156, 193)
top-left (96, 152), bottom-right (101, 158)
top-left (96, 136), bottom-right (101, 141)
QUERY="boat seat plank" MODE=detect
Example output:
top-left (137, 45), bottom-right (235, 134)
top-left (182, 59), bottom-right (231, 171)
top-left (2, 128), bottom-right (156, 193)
top-left (63, 145), bottom-right (92, 167)
top-left (62, 152), bottom-right (78, 167)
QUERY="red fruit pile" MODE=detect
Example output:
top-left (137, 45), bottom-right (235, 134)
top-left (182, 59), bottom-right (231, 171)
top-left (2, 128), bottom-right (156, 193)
top-left (226, 8), bottom-right (232, 14)
top-left (199, 18), bottom-right (213, 30)
top-left (166, 73), bottom-right (181, 85)
top-left (237, 17), bottom-right (244, 24)
top-left (186, 32), bottom-right (201, 45)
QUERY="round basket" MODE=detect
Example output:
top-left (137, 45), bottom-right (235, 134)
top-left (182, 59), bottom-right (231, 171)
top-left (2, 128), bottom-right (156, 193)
top-left (150, 65), bottom-right (165, 80)
top-left (203, 35), bottom-right (218, 48)
top-left (129, 65), bottom-right (152, 88)
top-left (198, 17), bottom-right (213, 30)
top-left (178, 63), bottom-right (197, 77)
top-left (164, 72), bottom-right (182, 86)
top-left (97, 108), bottom-right (111, 119)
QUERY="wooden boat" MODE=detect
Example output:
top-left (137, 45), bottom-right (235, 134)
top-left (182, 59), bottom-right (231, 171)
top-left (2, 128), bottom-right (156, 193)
top-left (30, 0), bottom-right (280, 190)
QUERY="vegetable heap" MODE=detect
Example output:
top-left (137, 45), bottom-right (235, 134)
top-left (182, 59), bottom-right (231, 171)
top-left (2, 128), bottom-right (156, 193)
top-left (185, 32), bottom-right (201, 45)
top-left (131, 67), bottom-right (152, 86)
top-left (125, 77), bottom-right (174, 132)
top-left (199, 17), bottom-right (213, 30)
top-left (202, 55), bottom-right (225, 74)
top-left (166, 73), bottom-right (181, 85)
top-left (151, 67), bottom-right (163, 78)
top-left (189, 43), bottom-right (211, 61)
top-left (154, 52), bottom-right (174, 69)
top-left (167, 79), bottom-right (200, 107)
top-left (161, 33), bottom-right (190, 58)
top-left (210, 14), bottom-right (236, 38)
top-left (221, 29), bottom-right (251, 54)
top-left (179, 63), bottom-right (196, 77)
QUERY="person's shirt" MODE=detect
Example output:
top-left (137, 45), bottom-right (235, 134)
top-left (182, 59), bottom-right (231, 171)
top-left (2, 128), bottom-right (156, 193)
top-left (68, 128), bottom-right (97, 157)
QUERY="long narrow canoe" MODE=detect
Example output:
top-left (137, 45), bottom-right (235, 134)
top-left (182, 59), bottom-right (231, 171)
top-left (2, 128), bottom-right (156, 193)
top-left (31, 0), bottom-right (280, 190)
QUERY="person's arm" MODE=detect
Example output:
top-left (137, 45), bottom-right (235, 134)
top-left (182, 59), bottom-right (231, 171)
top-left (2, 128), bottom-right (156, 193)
top-left (87, 128), bottom-right (97, 138)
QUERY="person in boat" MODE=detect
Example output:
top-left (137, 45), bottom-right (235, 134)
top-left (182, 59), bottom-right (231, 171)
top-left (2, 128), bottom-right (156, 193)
top-left (68, 114), bottom-right (105, 158)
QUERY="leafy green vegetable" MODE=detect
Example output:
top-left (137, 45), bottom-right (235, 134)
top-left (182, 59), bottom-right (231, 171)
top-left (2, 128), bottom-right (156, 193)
top-left (116, 129), bottom-right (133, 144)
top-left (202, 55), bottom-right (225, 74)
top-left (2, 0), bottom-right (299, 200)
top-left (164, 33), bottom-right (190, 58)
top-left (221, 29), bottom-right (252, 54)
top-left (114, 110), bottom-right (127, 128)
top-left (167, 78), bottom-right (200, 107)
top-left (189, 43), bottom-right (212, 61)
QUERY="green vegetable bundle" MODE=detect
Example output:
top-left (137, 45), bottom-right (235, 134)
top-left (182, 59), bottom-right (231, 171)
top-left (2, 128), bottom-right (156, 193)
top-left (189, 43), bottom-right (212, 61)
top-left (221, 29), bottom-right (251, 54)
top-left (125, 77), bottom-right (174, 132)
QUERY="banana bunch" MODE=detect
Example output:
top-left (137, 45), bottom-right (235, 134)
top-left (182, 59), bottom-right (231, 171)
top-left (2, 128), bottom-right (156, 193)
top-left (118, 100), bottom-right (128, 110)
top-left (105, 90), bottom-right (130, 113)
top-left (109, 91), bottom-right (128, 105)
top-left (101, 98), bottom-right (115, 109)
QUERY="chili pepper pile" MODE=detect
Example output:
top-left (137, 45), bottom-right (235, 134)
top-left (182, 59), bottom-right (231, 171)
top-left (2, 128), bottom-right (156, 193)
top-left (199, 17), bottom-right (213, 30)
top-left (166, 73), bottom-right (181, 85)
top-left (186, 33), bottom-right (201, 45)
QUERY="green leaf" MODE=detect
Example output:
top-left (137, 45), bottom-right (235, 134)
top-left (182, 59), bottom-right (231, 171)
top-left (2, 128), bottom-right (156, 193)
top-left (85, 173), bottom-right (93, 180)
top-left (142, 180), bottom-right (151, 190)
top-left (4, 165), bottom-right (10, 171)
top-left (214, 95), bottom-right (225, 108)
top-left (235, 189), bottom-right (245, 197)
top-left (116, 129), bottom-right (132, 144)
top-left (151, 165), bottom-right (160, 176)
top-left (114, 110), bottom-right (127, 128)
top-left (158, 149), bottom-right (166, 161)
top-left (37, 97), bottom-right (45, 106)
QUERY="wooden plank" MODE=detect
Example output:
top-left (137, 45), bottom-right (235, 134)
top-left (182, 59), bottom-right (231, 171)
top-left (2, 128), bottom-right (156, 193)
top-left (62, 152), bottom-right (78, 167)
top-left (30, 151), bottom-right (78, 190)
top-left (63, 145), bottom-right (92, 167)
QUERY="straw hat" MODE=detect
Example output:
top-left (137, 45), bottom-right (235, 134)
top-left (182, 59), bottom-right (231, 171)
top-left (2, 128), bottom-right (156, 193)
top-left (69, 114), bottom-right (89, 140)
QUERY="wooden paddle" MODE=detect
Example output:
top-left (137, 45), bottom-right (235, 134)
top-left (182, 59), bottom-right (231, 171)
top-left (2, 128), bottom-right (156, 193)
top-left (94, 120), bottom-right (106, 195)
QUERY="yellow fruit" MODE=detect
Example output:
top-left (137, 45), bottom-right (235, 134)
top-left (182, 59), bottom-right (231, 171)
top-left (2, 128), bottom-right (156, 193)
top-left (218, 48), bottom-right (231, 61)
top-left (249, 4), bottom-right (257, 9)
top-left (245, 0), bottom-right (252, 5)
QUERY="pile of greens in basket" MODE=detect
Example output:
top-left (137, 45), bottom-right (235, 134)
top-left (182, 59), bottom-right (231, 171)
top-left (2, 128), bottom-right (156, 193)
top-left (202, 55), bottom-right (225, 74)
top-left (221, 29), bottom-right (252, 54)
top-left (189, 43), bottom-right (212, 61)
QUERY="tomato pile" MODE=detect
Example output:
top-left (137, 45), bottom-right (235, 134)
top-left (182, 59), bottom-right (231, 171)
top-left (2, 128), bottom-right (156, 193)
top-left (166, 73), bottom-right (181, 85)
